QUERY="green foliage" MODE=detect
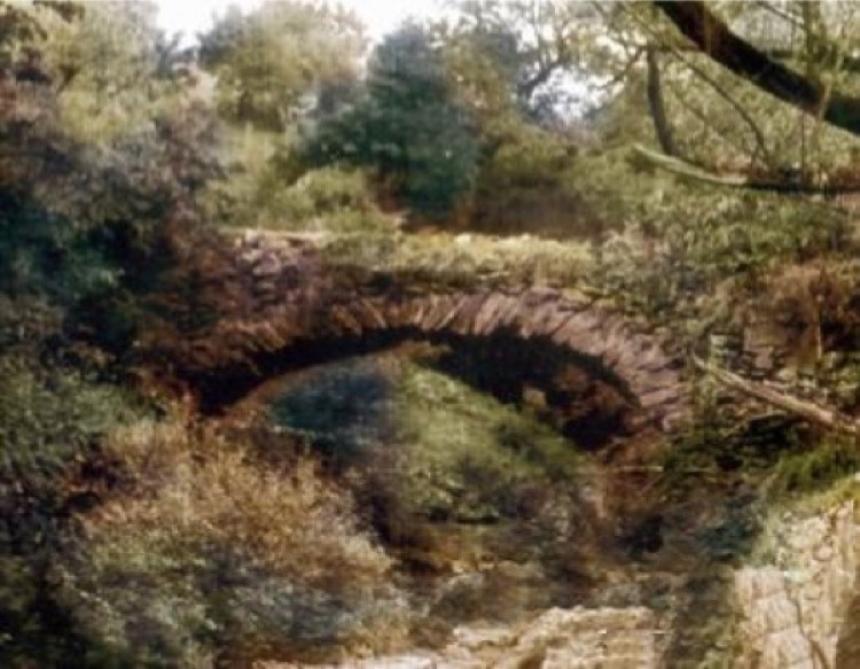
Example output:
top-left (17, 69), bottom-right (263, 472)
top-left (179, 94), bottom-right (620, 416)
top-left (0, 357), bottom-right (143, 668)
top-left (274, 167), bottom-right (393, 233)
top-left (198, 1), bottom-right (364, 132)
top-left (208, 160), bottom-right (395, 233)
top-left (0, 1), bottom-right (83, 68)
top-left (0, 7), bottom-right (221, 307)
top-left (0, 8), bottom-right (226, 663)
top-left (391, 364), bottom-right (580, 521)
top-left (659, 413), bottom-right (806, 498)
top-left (0, 358), bottom-right (139, 485)
top-left (303, 24), bottom-right (480, 219)
top-left (772, 435), bottom-right (860, 496)
top-left (35, 1), bottom-right (186, 144)
top-left (317, 230), bottom-right (592, 291)
top-left (268, 358), bottom-right (580, 525)
top-left (469, 116), bottom-right (604, 236)
top-left (269, 359), bottom-right (394, 465)
top-left (579, 151), bottom-right (847, 317)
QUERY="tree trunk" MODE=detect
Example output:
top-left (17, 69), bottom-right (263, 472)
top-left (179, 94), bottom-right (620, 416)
top-left (646, 44), bottom-right (679, 156)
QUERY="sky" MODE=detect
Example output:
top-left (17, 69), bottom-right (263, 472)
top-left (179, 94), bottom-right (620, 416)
top-left (155, 0), bottom-right (443, 45)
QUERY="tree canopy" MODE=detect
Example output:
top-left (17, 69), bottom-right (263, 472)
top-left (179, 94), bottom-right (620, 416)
top-left (198, 0), bottom-right (365, 131)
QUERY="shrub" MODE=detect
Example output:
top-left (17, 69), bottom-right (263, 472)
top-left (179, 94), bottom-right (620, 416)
top-left (60, 422), bottom-right (404, 667)
top-left (202, 148), bottom-right (396, 234)
top-left (0, 355), bottom-right (142, 668)
top-left (258, 166), bottom-right (395, 233)
top-left (772, 435), bottom-right (860, 496)
top-left (0, 357), bottom-right (139, 488)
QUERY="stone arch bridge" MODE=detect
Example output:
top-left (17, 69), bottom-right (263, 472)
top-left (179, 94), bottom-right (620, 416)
top-left (135, 232), bottom-right (689, 446)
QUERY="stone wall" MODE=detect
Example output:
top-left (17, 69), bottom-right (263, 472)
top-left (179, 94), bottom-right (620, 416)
top-left (733, 501), bottom-right (858, 669)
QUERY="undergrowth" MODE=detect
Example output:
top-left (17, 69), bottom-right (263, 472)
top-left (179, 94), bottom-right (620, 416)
top-left (57, 419), bottom-right (407, 668)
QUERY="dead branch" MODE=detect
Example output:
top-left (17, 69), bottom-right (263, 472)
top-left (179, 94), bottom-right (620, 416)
top-left (691, 353), bottom-right (858, 436)
top-left (633, 143), bottom-right (860, 194)
top-left (646, 44), bottom-right (679, 156)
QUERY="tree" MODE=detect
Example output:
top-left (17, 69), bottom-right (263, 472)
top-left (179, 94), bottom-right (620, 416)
top-left (303, 24), bottom-right (480, 219)
top-left (32, 1), bottom-right (191, 144)
top-left (607, 1), bottom-right (860, 191)
top-left (654, 1), bottom-right (860, 137)
top-left (198, 1), bottom-right (365, 132)
top-left (440, 0), bottom-right (611, 127)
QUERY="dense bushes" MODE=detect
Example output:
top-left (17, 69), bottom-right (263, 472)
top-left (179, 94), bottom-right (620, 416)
top-left (0, 353), bottom-right (143, 667)
top-left (582, 152), bottom-right (849, 318)
top-left (205, 161), bottom-right (396, 233)
top-left (56, 422), bottom-right (405, 667)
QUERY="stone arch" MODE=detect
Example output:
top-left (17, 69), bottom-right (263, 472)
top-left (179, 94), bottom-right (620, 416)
top-left (134, 232), bottom-right (689, 442)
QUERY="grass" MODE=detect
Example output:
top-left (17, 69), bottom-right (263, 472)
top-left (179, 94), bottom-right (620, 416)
top-left (264, 229), bottom-right (594, 292)
top-left (267, 356), bottom-right (582, 524)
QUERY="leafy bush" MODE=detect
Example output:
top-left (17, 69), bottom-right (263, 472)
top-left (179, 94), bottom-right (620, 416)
top-left (0, 356), bottom-right (143, 668)
top-left (269, 362), bottom-right (394, 467)
top-left (59, 422), bottom-right (404, 667)
top-left (301, 24), bottom-right (480, 220)
top-left (470, 117), bottom-right (606, 238)
top-left (0, 358), bottom-right (139, 486)
top-left (202, 131), bottom-right (396, 234)
top-left (36, 1), bottom-right (185, 146)
top-left (255, 166), bottom-right (395, 233)
top-left (772, 435), bottom-right (860, 496)
top-left (582, 152), bottom-right (848, 318)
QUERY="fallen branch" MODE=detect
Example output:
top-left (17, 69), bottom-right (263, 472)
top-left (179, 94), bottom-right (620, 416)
top-left (633, 143), bottom-right (860, 195)
top-left (633, 143), bottom-right (748, 188)
top-left (691, 353), bottom-right (858, 436)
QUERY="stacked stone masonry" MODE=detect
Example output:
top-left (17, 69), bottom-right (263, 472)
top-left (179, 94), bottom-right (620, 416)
top-left (159, 231), bottom-right (689, 429)
top-left (733, 502), bottom-right (859, 669)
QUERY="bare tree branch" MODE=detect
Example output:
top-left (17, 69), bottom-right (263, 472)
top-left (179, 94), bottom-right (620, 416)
top-left (752, 0), bottom-right (804, 30)
top-left (665, 43), bottom-right (773, 166)
top-left (634, 143), bottom-right (749, 187)
top-left (663, 78), bottom-right (758, 158)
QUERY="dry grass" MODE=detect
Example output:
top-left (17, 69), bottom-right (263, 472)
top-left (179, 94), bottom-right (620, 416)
top-left (92, 419), bottom-right (393, 587)
top-left (65, 418), bottom-right (407, 666)
top-left (297, 229), bottom-right (594, 291)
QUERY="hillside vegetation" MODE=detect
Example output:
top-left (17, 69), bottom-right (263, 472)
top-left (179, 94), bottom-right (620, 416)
top-left (5, 2), bottom-right (860, 667)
